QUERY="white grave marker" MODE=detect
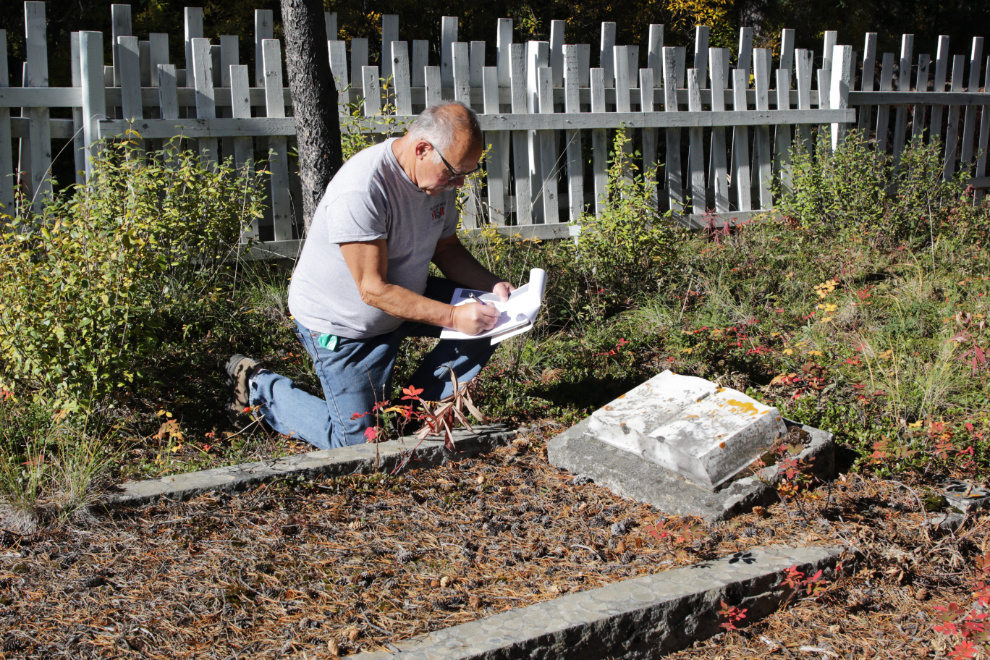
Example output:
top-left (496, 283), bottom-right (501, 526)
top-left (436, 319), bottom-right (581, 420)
top-left (588, 371), bottom-right (787, 490)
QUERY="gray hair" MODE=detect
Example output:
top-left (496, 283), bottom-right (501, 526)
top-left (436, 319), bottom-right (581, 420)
top-left (405, 101), bottom-right (482, 159)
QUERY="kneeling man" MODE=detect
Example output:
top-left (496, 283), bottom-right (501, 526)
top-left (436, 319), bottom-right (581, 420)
top-left (226, 101), bottom-right (513, 449)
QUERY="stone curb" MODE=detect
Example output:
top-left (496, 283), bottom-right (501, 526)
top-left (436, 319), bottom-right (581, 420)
top-left (107, 425), bottom-right (518, 506)
top-left (548, 417), bottom-right (834, 522)
top-left (353, 544), bottom-right (849, 660)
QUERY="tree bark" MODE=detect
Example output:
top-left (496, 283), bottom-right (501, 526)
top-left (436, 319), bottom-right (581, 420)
top-left (280, 0), bottom-right (343, 232)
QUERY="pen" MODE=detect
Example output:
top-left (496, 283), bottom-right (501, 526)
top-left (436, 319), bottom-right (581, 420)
top-left (469, 293), bottom-right (488, 306)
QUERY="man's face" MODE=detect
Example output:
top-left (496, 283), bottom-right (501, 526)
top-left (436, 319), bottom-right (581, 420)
top-left (417, 138), bottom-right (483, 196)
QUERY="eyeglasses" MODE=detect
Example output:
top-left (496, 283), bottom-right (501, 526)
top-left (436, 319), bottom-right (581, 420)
top-left (428, 142), bottom-right (483, 179)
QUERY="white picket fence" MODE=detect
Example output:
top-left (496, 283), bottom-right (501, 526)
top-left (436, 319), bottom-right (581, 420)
top-left (1, 2), bottom-right (989, 258)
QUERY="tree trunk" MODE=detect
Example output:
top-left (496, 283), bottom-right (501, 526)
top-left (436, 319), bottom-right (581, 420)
top-left (280, 0), bottom-right (343, 232)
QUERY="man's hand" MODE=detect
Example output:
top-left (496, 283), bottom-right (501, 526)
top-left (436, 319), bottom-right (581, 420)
top-left (492, 281), bottom-right (515, 302)
top-left (451, 300), bottom-right (501, 336)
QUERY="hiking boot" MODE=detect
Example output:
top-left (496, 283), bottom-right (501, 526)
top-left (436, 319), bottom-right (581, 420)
top-left (226, 354), bottom-right (262, 417)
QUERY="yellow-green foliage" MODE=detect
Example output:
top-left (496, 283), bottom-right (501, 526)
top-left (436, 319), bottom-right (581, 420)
top-left (0, 139), bottom-right (266, 407)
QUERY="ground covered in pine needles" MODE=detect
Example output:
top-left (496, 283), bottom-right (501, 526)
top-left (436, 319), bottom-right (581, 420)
top-left (0, 424), bottom-right (982, 659)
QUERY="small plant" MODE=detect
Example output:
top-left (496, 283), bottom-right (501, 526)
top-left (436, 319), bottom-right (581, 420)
top-left (934, 554), bottom-right (990, 659)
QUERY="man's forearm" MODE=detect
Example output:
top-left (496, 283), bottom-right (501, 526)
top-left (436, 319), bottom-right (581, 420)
top-left (358, 280), bottom-right (456, 328)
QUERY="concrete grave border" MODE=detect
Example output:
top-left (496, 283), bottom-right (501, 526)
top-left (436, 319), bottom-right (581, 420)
top-left (108, 425), bottom-right (519, 506)
top-left (353, 544), bottom-right (849, 660)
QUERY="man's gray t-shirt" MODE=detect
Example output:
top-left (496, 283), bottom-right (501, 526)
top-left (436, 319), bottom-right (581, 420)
top-left (288, 138), bottom-right (459, 339)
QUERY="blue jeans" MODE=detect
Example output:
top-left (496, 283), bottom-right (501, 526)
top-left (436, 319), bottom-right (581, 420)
top-left (249, 277), bottom-right (498, 450)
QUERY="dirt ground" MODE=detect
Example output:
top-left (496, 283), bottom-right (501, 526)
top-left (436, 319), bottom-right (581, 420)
top-left (0, 425), bottom-right (981, 659)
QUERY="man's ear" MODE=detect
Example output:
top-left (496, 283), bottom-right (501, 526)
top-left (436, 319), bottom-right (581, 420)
top-left (414, 140), bottom-right (431, 160)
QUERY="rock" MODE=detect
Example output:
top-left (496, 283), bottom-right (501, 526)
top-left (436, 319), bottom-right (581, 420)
top-left (587, 371), bottom-right (787, 490)
top-left (942, 480), bottom-right (990, 513)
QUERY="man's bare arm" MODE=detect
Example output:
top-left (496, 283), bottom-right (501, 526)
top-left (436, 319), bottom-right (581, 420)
top-left (340, 240), bottom-right (499, 335)
top-left (432, 234), bottom-right (515, 301)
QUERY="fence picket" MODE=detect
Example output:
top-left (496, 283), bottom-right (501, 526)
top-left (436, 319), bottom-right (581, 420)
top-left (497, 19), bottom-right (512, 89)
top-left (875, 53), bottom-right (895, 152)
top-left (892, 35), bottom-right (914, 166)
top-left (509, 44), bottom-right (532, 225)
top-left (694, 27), bottom-right (709, 88)
top-left (441, 17), bottom-right (457, 88)
top-left (687, 69), bottom-right (705, 216)
top-left (452, 42), bottom-right (470, 104)
top-left (118, 37), bottom-right (143, 121)
top-left (648, 24), bottom-right (664, 92)
top-left (25, 1), bottom-right (51, 212)
top-left (663, 48), bottom-right (683, 214)
top-left (139, 41), bottom-right (150, 88)
top-left (362, 66), bottom-right (380, 115)
top-left (254, 10), bottom-right (273, 88)
top-left (191, 38), bottom-right (218, 165)
top-left (69, 33), bottom-right (85, 183)
top-left (350, 39), bottom-right (369, 94)
top-left (325, 12), bottom-right (337, 41)
top-left (157, 64), bottom-right (178, 120)
top-left (19, 62), bottom-right (33, 205)
top-left (453, 42), bottom-right (478, 226)
top-left (817, 68), bottom-right (831, 148)
top-left (470, 41), bottom-right (485, 91)
top-left (590, 68), bottom-right (608, 215)
top-left (930, 36), bottom-right (950, 144)
top-left (220, 35), bottom-right (238, 160)
top-left (732, 69), bottom-right (752, 212)
top-left (328, 41), bottom-right (348, 115)
top-left (974, 57), bottom-right (990, 203)
top-left (482, 66), bottom-right (504, 224)
top-left (0, 30), bottom-right (12, 212)
top-left (392, 42), bottom-right (412, 116)
top-left (526, 41), bottom-right (548, 222)
top-left (775, 68), bottom-right (793, 193)
top-left (831, 45), bottom-right (853, 150)
top-left (537, 66), bottom-right (559, 224)
top-left (753, 49), bottom-right (772, 208)
top-left (382, 15), bottom-right (399, 83)
top-left (253, 8), bottom-right (272, 157)
top-left (640, 68), bottom-right (658, 208)
top-left (780, 29), bottom-right (795, 73)
top-left (229, 64), bottom-right (256, 238)
top-left (858, 33), bottom-right (878, 132)
top-left (550, 21), bottom-right (565, 88)
top-left (425, 66), bottom-right (441, 106)
top-left (111, 4), bottom-right (132, 89)
top-left (912, 54), bottom-right (931, 142)
top-left (614, 46), bottom-right (631, 112)
top-left (578, 45), bottom-right (591, 89)
top-left (601, 22), bottom-right (616, 89)
top-left (709, 48), bottom-right (729, 212)
top-left (412, 40), bottom-right (428, 90)
top-left (960, 37), bottom-right (984, 165)
top-left (564, 45), bottom-right (584, 221)
top-left (943, 54), bottom-right (965, 179)
top-left (80, 31), bottom-right (106, 180)
top-left (263, 39), bottom-right (293, 242)
top-left (149, 33), bottom-right (168, 87)
top-left (737, 28), bottom-right (754, 75)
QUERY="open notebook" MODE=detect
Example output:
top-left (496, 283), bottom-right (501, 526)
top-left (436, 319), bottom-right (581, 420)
top-left (440, 268), bottom-right (547, 345)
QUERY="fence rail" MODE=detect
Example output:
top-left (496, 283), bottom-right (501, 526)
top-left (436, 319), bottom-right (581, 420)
top-left (1, 2), bottom-right (989, 256)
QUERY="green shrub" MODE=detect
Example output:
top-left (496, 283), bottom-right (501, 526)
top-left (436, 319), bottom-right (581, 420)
top-left (777, 132), bottom-right (989, 248)
top-left (0, 139), bottom-right (266, 407)
top-left (561, 130), bottom-right (682, 325)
